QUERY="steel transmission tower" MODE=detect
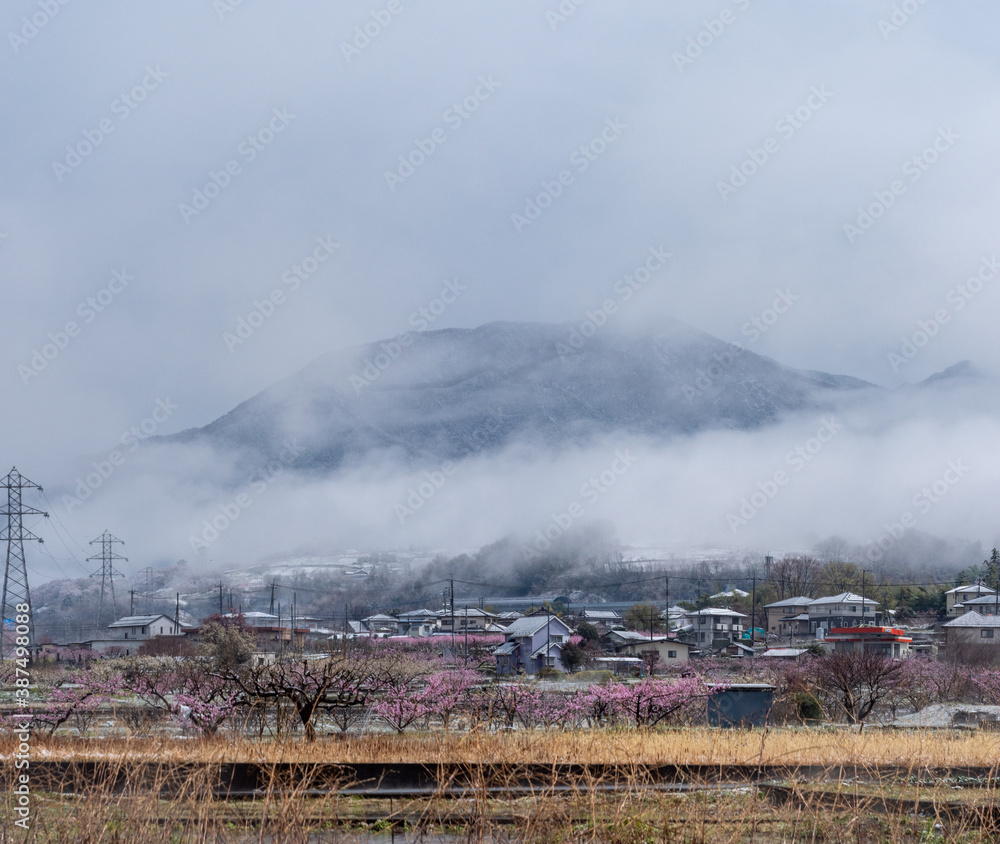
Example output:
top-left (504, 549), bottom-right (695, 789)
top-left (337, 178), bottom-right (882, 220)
top-left (1, 468), bottom-right (48, 657)
top-left (88, 530), bottom-right (127, 628)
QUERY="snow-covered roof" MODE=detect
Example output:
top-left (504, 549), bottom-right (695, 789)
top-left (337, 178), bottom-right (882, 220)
top-left (956, 595), bottom-right (1000, 607)
top-left (610, 629), bottom-right (656, 642)
top-left (529, 642), bottom-right (564, 659)
top-left (685, 607), bottom-right (748, 618)
top-left (761, 648), bottom-right (807, 658)
top-left (581, 609), bottom-right (621, 620)
top-left (807, 592), bottom-right (878, 606)
top-left (945, 584), bottom-right (996, 595)
top-left (493, 641), bottom-right (518, 655)
top-left (944, 611), bottom-right (1000, 628)
top-left (438, 608), bottom-right (497, 618)
top-left (503, 615), bottom-right (570, 637)
top-left (108, 614), bottom-right (173, 628)
top-left (711, 588), bottom-right (749, 599)
top-left (763, 596), bottom-right (813, 609)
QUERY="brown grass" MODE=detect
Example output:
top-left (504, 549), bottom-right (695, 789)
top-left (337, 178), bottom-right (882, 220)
top-left (6, 726), bottom-right (1000, 767)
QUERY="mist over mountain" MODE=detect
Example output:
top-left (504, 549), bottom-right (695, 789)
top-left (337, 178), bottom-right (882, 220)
top-left (160, 320), bottom-right (879, 477)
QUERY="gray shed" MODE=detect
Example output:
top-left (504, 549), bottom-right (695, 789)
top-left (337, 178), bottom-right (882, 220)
top-left (707, 683), bottom-right (775, 728)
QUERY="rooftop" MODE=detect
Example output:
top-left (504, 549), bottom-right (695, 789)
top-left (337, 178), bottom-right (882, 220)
top-left (763, 596), bottom-right (813, 608)
top-left (945, 584), bottom-right (996, 595)
top-left (944, 611), bottom-right (1000, 629)
top-left (108, 614), bottom-right (172, 628)
top-left (807, 592), bottom-right (878, 606)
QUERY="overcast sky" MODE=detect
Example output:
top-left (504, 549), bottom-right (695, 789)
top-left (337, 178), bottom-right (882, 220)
top-left (3, 1), bottom-right (999, 578)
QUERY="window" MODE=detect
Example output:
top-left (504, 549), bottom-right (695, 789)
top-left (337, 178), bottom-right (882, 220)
top-left (159, 626), bottom-right (163, 634)
top-left (849, 606), bottom-right (856, 612)
top-left (668, 650), bottom-right (677, 659)
top-left (982, 630), bottom-right (994, 639)
top-left (142, 626), bottom-right (147, 634)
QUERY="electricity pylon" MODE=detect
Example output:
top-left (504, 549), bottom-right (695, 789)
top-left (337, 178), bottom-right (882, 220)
top-left (88, 530), bottom-right (127, 628)
top-left (1, 468), bottom-right (47, 657)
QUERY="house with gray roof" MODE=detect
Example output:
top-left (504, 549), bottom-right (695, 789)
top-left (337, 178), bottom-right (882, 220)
top-left (943, 611), bottom-right (1000, 649)
top-left (493, 614), bottom-right (573, 675)
top-left (946, 583), bottom-right (996, 617)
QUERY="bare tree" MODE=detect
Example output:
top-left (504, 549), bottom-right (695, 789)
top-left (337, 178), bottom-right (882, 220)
top-left (220, 652), bottom-right (403, 741)
top-left (814, 651), bottom-right (904, 726)
top-left (768, 556), bottom-right (820, 598)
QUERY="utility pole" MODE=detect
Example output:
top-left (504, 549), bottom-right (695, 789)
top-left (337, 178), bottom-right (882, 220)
top-left (218, 582), bottom-right (223, 614)
top-left (464, 605), bottom-right (468, 667)
top-left (664, 574), bottom-right (670, 634)
top-left (87, 530), bottom-right (127, 628)
top-left (129, 589), bottom-right (136, 615)
top-left (450, 579), bottom-right (455, 651)
top-left (751, 572), bottom-right (757, 657)
top-left (269, 581), bottom-right (276, 615)
top-left (174, 593), bottom-right (180, 627)
top-left (546, 605), bottom-right (551, 673)
top-left (1, 468), bottom-right (47, 657)
top-left (861, 570), bottom-right (867, 626)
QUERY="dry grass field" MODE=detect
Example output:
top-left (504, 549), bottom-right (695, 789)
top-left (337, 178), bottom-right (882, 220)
top-left (7, 725), bottom-right (1000, 768)
top-left (5, 728), bottom-right (1000, 842)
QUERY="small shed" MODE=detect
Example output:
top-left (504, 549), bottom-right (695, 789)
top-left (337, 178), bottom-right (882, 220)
top-left (707, 683), bottom-right (775, 728)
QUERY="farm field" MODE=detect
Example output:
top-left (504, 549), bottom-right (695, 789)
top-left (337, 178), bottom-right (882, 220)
top-left (5, 728), bottom-right (1000, 843)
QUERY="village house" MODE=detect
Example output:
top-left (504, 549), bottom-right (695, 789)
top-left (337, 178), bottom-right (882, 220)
top-left (607, 629), bottom-right (690, 664)
top-left (493, 614), bottom-right (573, 675)
top-left (79, 613), bottom-right (185, 656)
top-left (438, 607), bottom-right (500, 634)
top-left (945, 583), bottom-right (996, 617)
top-left (952, 593), bottom-right (1000, 617)
top-left (108, 613), bottom-right (182, 641)
top-left (684, 607), bottom-right (746, 648)
top-left (943, 610), bottom-right (1000, 647)
top-left (803, 592), bottom-right (881, 634)
top-left (763, 596), bottom-right (813, 637)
